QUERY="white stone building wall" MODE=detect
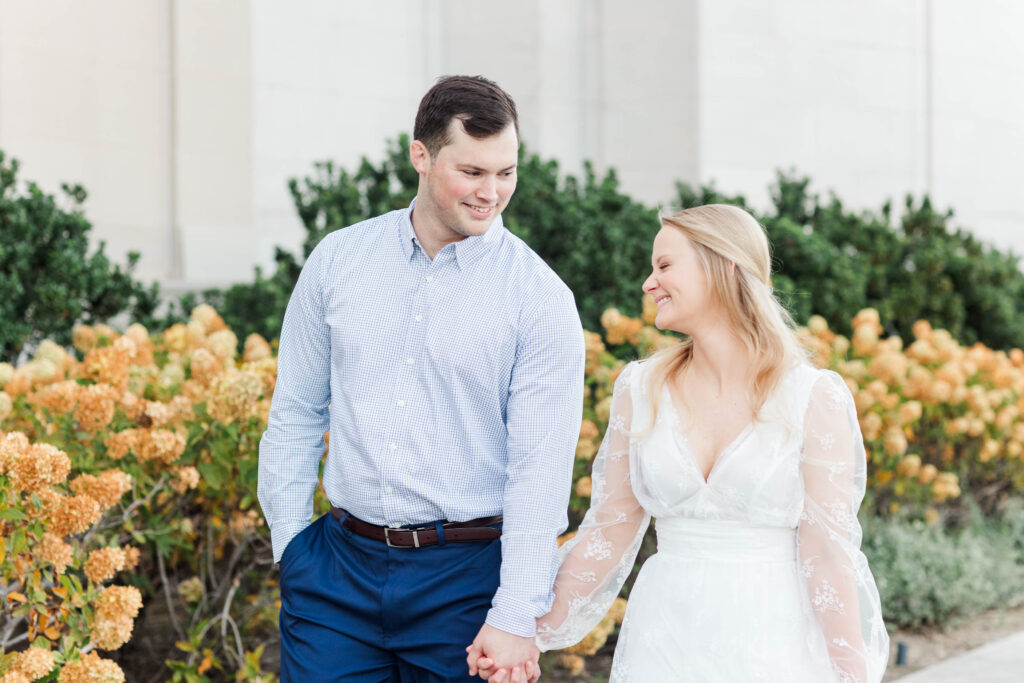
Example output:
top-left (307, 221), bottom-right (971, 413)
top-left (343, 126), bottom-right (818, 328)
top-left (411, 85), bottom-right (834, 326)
top-left (0, 0), bottom-right (1020, 291)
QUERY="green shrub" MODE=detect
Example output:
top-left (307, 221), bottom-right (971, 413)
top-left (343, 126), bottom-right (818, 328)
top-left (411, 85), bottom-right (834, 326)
top-left (0, 150), bottom-right (162, 362)
top-left (861, 503), bottom-right (1024, 629)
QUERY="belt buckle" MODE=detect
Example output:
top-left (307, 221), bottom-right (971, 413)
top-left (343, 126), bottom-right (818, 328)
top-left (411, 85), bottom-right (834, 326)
top-left (384, 527), bottom-right (420, 548)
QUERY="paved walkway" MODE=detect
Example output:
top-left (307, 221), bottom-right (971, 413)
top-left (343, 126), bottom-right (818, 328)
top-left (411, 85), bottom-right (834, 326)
top-left (893, 630), bottom-right (1024, 682)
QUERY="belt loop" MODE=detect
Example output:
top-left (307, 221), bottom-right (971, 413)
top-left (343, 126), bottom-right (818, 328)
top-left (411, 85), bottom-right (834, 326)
top-left (435, 521), bottom-right (446, 547)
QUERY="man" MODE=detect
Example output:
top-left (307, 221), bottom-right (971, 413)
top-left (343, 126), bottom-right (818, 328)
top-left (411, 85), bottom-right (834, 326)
top-left (258, 75), bottom-right (584, 682)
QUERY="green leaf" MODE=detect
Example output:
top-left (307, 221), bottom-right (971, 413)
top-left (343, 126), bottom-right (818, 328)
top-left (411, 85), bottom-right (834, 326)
top-left (0, 507), bottom-right (27, 521)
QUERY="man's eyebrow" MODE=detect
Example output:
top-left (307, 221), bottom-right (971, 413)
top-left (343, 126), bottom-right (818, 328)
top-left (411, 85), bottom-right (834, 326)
top-left (459, 164), bottom-right (518, 172)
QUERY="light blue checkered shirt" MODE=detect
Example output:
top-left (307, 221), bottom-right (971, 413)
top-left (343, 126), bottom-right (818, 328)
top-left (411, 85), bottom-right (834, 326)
top-left (258, 201), bottom-right (585, 637)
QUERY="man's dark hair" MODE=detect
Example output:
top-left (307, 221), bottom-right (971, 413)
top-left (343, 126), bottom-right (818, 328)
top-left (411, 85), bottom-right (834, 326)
top-left (414, 75), bottom-right (519, 157)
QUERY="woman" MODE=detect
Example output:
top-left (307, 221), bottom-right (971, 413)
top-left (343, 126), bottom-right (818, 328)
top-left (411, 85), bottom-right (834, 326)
top-left (474, 204), bottom-right (888, 682)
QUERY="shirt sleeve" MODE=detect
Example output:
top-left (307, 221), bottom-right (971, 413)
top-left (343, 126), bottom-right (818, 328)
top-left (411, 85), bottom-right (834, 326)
top-left (536, 362), bottom-right (650, 651)
top-left (485, 284), bottom-right (586, 638)
top-left (798, 370), bottom-right (890, 683)
top-left (257, 241), bottom-right (333, 563)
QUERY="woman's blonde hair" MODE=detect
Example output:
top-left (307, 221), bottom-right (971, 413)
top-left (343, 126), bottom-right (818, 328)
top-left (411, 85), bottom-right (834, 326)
top-left (642, 204), bottom-right (807, 432)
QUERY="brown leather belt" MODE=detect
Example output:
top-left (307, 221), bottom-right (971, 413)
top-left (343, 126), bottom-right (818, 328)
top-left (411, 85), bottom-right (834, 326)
top-left (330, 507), bottom-right (502, 548)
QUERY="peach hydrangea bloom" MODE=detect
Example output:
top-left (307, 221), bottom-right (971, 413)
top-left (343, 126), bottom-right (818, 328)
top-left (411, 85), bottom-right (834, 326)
top-left (91, 585), bottom-right (143, 651)
top-left (243, 333), bottom-right (273, 362)
top-left (0, 391), bottom-right (11, 420)
top-left (49, 494), bottom-right (102, 537)
top-left (207, 372), bottom-right (263, 424)
top-left (575, 476), bottom-right (593, 498)
top-left (84, 547), bottom-right (128, 584)
top-left (641, 294), bottom-right (658, 326)
top-left (896, 454), bottom-right (921, 478)
top-left (136, 429), bottom-right (186, 464)
top-left (104, 430), bottom-right (139, 460)
top-left (7, 443), bottom-right (71, 494)
top-left (35, 339), bottom-right (71, 371)
top-left (190, 304), bottom-right (227, 335)
top-left (170, 465), bottom-right (200, 494)
top-left (123, 546), bottom-right (141, 571)
top-left (9, 647), bottom-right (55, 680)
top-left (72, 324), bottom-right (99, 353)
top-left (229, 509), bottom-right (263, 537)
top-left (157, 362), bottom-right (186, 389)
top-left (31, 379), bottom-right (80, 415)
top-left (74, 384), bottom-right (118, 432)
top-left (4, 367), bottom-right (32, 397)
top-left (241, 357), bottom-right (278, 394)
top-left (27, 488), bottom-right (65, 521)
top-left (0, 361), bottom-right (15, 388)
top-left (162, 323), bottom-right (191, 353)
top-left (81, 342), bottom-right (132, 388)
top-left (57, 651), bottom-right (125, 683)
top-left (38, 532), bottom-right (74, 574)
top-left (189, 348), bottom-right (222, 386)
top-left (124, 323), bottom-right (153, 363)
top-left (0, 431), bottom-right (29, 473)
top-left (70, 469), bottom-right (133, 510)
top-left (205, 329), bottom-right (238, 360)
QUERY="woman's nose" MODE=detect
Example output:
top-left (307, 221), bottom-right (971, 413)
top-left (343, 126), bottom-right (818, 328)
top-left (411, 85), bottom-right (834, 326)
top-left (642, 275), bottom-right (657, 293)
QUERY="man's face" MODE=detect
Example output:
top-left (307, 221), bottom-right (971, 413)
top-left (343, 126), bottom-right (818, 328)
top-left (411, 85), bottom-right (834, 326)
top-left (413, 120), bottom-right (519, 240)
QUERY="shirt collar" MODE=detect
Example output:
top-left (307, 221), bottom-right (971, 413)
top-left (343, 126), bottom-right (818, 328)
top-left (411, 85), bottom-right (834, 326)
top-left (399, 198), bottom-right (504, 270)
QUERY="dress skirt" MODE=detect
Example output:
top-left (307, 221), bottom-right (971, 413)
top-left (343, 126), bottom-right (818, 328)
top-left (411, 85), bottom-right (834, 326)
top-left (609, 518), bottom-right (839, 682)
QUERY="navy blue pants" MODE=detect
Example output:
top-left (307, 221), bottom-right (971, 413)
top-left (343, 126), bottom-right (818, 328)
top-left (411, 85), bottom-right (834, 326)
top-left (278, 512), bottom-right (502, 682)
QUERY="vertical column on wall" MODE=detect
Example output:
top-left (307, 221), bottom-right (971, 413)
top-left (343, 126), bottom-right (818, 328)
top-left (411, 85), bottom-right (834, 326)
top-left (593, 0), bottom-right (699, 205)
top-left (422, 0), bottom-right (447, 87)
top-left (166, 0), bottom-right (183, 281)
top-left (582, 0), bottom-right (604, 171)
top-left (170, 0), bottom-right (254, 288)
top-left (535, 0), bottom-right (588, 178)
top-left (923, 0), bottom-right (934, 197)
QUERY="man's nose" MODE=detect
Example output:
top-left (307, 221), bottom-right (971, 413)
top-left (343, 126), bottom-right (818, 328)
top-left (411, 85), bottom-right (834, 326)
top-left (477, 176), bottom-right (498, 201)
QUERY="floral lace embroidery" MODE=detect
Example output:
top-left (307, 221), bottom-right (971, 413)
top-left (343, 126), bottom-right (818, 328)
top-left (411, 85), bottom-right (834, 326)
top-left (583, 529), bottom-right (613, 561)
top-left (813, 579), bottom-right (846, 614)
top-left (800, 557), bottom-right (815, 578)
top-left (569, 569), bottom-right (597, 583)
top-left (816, 431), bottom-right (836, 451)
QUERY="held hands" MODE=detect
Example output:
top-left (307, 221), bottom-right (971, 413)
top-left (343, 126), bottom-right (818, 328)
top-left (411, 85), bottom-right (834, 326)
top-left (465, 624), bottom-right (541, 683)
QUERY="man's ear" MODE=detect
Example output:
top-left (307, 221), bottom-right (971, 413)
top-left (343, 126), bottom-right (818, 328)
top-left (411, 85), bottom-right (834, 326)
top-left (409, 140), bottom-right (430, 175)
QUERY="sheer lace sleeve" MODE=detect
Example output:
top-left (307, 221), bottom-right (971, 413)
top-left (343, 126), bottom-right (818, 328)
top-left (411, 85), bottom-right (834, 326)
top-left (799, 370), bottom-right (889, 683)
top-left (536, 362), bottom-right (651, 652)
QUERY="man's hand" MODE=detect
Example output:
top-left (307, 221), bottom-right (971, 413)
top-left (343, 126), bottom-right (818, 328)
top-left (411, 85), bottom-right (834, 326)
top-left (466, 624), bottom-right (540, 682)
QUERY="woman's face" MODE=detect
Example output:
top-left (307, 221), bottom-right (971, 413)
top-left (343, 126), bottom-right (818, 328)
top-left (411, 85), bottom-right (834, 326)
top-left (642, 227), bottom-right (713, 333)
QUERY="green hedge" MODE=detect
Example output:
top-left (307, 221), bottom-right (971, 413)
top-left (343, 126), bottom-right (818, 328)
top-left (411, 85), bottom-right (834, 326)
top-left (0, 151), bottom-right (162, 362)
top-left (862, 502), bottom-right (1024, 629)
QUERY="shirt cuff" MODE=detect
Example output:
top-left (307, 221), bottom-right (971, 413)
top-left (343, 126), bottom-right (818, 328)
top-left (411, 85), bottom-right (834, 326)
top-left (486, 591), bottom-right (539, 638)
top-left (270, 520), bottom-right (310, 564)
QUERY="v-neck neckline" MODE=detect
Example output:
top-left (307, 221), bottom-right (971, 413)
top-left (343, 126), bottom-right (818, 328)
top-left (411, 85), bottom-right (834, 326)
top-left (664, 387), bottom-right (756, 485)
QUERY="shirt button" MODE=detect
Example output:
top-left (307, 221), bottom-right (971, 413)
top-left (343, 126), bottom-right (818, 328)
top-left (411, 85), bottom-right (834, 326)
top-left (397, 400), bottom-right (405, 407)
top-left (390, 443), bottom-right (397, 451)
top-left (426, 275), bottom-right (433, 282)
top-left (386, 486), bottom-right (394, 494)
top-left (406, 358), bottom-right (414, 365)
top-left (415, 314), bottom-right (423, 322)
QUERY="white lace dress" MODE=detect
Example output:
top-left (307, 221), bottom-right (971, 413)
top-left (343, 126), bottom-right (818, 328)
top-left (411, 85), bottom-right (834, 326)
top-left (537, 361), bottom-right (889, 682)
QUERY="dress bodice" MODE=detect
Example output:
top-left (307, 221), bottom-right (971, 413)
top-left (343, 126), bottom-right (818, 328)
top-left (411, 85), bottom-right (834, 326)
top-left (631, 366), bottom-right (813, 528)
